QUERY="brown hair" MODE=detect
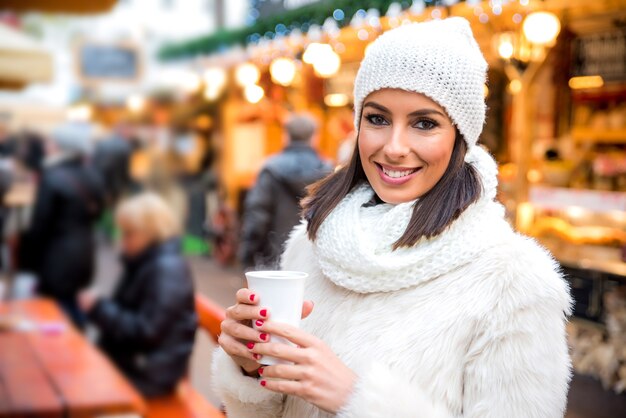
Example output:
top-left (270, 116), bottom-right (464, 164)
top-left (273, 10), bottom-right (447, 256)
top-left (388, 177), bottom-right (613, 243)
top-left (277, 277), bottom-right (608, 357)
top-left (302, 130), bottom-right (482, 249)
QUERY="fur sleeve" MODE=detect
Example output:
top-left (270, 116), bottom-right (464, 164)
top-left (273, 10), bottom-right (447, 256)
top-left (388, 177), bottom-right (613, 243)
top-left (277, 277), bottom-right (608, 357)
top-left (211, 348), bottom-right (284, 417)
top-left (340, 237), bottom-right (572, 418)
top-left (337, 362), bottom-right (454, 418)
top-left (461, 238), bottom-right (572, 418)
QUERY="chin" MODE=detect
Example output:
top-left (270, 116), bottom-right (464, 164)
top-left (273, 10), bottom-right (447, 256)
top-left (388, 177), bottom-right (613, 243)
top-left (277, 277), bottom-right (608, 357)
top-left (374, 186), bottom-right (422, 205)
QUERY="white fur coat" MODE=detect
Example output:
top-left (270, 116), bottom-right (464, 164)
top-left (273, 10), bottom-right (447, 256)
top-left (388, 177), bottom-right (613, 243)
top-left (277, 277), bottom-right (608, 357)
top-left (212, 148), bottom-right (572, 418)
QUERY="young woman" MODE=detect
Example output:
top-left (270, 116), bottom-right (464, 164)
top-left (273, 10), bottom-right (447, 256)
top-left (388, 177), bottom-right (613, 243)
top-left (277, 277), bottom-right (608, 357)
top-left (79, 193), bottom-right (197, 397)
top-left (213, 18), bottom-right (572, 418)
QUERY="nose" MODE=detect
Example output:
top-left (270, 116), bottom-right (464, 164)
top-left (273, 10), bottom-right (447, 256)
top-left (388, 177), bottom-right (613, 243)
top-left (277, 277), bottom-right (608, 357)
top-left (382, 126), bottom-right (410, 160)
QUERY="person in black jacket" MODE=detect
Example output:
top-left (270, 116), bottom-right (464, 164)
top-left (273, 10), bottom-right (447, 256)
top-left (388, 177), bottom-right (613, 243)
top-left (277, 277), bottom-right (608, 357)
top-left (24, 123), bottom-right (105, 328)
top-left (238, 113), bottom-right (331, 269)
top-left (79, 193), bottom-right (197, 397)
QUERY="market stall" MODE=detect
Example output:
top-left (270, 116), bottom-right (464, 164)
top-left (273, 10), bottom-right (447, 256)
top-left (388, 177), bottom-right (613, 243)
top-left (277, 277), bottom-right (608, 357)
top-left (0, 23), bottom-right (53, 89)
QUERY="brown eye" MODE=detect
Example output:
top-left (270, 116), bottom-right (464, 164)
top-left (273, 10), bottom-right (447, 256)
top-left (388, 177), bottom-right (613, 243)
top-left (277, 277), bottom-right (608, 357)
top-left (413, 119), bottom-right (438, 130)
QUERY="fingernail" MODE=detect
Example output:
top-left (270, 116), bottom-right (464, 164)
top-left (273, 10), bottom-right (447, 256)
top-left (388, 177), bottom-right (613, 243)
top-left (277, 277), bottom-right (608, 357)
top-left (260, 333), bottom-right (268, 341)
top-left (246, 342), bottom-right (255, 350)
top-left (255, 320), bottom-right (264, 327)
top-left (260, 380), bottom-right (267, 387)
top-left (249, 294), bottom-right (256, 302)
top-left (260, 309), bottom-right (267, 318)
top-left (253, 353), bottom-right (261, 360)
top-left (258, 367), bottom-right (264, 375)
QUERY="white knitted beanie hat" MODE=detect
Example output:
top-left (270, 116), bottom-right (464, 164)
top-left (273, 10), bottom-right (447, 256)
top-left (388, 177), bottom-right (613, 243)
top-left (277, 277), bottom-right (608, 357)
top-left (353, 17), bottom-right (488, 148)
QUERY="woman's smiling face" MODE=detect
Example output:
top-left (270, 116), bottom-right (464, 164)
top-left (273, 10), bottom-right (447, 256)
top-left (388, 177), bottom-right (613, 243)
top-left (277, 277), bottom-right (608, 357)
top-left (358, 88), bottom-right (457, 204)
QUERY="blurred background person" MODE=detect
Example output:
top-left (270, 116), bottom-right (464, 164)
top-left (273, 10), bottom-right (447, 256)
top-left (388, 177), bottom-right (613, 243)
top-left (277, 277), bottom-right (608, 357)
top-left (22, 122), bottom-right (105, 327)
top-left (238, 113), bottom-right (331, 269)
top-left (92, 123), bottom-right (133, 206)
top-left (79, 192), bottom-right (197, 398)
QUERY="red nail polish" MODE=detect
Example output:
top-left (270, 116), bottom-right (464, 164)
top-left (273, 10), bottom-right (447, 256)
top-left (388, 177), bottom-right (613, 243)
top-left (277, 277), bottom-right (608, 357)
top-left (255, 320), bottom-right (264, 327)
top-left (260, 333), bottom-right (268, 341)
top-left (260, 309), bottom-right (267, 317)
top-left (249, 294), bottom-right (256, 302)
top-left (258, 367), bottom-right (264, 375)
top-left (247, 342), bottom-right (255, 350)
top-left (253, 353), bottom-right (261, 360)
top-left (260, 380), bottom-right (267, 387)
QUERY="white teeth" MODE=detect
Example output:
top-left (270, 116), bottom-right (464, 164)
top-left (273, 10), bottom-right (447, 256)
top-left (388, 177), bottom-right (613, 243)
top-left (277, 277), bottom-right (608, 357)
top-left (382, 166), bottom-right (417, 178)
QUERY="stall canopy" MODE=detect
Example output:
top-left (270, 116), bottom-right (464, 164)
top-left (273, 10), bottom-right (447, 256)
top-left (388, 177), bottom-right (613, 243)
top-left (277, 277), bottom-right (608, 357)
top-left (0, 24), bottom-right (53, 89)
top-left (0, 0), bottom-right (117, 14)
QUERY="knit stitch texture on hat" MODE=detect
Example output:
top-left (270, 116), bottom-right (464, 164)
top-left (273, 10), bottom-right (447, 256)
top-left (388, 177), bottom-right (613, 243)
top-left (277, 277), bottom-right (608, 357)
top-left (353, 17), bottom-right (488, 148)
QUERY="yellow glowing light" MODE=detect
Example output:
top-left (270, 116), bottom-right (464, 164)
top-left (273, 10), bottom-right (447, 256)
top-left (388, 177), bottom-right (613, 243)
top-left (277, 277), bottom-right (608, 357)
top-left (270, 58), bottom-right (296, 86)
top-left (508, 79), bottom-right (522, 94)
top-left (313, 49), bottom-right (341, 78)
top-left (235, 63), bottom-right (261, 87)
top-left (568, 75), bottom-right (604, 90)
top-left (180, 71), bottom-right (201, 93)
top-left (483, 84), bottom-right (489, 98)
top-left (244, 84), bottom-right (264, 103)
top-left (203, 67), bottom-right (227, 89)
top-left (204, 86), bottom-right (221, 101)
top-left (516, 201), bottom-right (535, 233)
top-left (523, 12), bottom-right (561, 45)
top-left (498, 39), bottom-right (514, 59)
top-left (303, 43), bottom-right (328, 64)
top-left (527, 169), bottom-right (542, 183)
top-left (324, 93), bottom-right (349, 107)
top-left (126, 94), bottom-right (145, 113)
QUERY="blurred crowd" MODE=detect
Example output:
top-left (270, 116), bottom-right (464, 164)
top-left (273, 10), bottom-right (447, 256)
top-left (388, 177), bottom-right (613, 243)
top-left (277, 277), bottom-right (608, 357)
top-left (0, 112), bottom-right (329, 398)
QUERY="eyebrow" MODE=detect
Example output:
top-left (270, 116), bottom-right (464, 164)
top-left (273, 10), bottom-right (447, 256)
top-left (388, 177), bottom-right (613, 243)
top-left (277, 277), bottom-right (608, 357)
top-left (363, 101), bottom-right (447, 119)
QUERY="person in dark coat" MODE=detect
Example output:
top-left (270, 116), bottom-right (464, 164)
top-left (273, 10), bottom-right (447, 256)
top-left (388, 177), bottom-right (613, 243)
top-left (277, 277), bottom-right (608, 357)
top-left (238, 113), bottom-right (331, 269)
top-left (92, 132), bottom-right (132, 205)
top-left (25, 123), bottom-right (105, 328)
top-left (79, 193), bottom-right (197, 397)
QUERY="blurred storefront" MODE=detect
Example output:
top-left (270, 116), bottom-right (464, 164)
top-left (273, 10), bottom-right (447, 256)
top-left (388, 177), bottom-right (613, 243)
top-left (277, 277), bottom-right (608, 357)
top-left (156, 0), bottom-right (626, 394)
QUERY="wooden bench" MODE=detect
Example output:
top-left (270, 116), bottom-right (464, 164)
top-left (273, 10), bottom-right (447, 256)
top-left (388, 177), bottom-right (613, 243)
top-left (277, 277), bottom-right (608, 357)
top-left (146, 294), bottom-right (226, 418)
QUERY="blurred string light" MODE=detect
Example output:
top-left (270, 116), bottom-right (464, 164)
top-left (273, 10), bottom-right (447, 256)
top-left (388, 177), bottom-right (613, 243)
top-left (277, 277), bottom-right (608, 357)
top-left (523, 12), bottom-right (561, 45)
top-left (366, 8), bottom-right (381, 28)
top-left (431, 8), bottom-right (442, 19)
top-left (520, 0), bottom-right (530, 6)
top-left (244, 84), bottom-right (264, 104)
top-left (496, 33), bottom-right (515, 59)
top-left (386, 2), bottom-right (402, 28)
top-left (483, 84), bottom-right (489, 98)
top-left (324, 93), bottom-right (349, 107)
top-left (410, 0), bottom-right (425, 16)
top-left (126, 94), bottom-right (145, 113)
top-left (442, 0), bottom-right (459, 5)
top-left (67, 104), bottom-right (92, 121)
top-left (508, 79), bottom-right (522, 94)
top-left (270, 57), bottom-right (296, 86)
top-left (479, 13), bottom-right (489, 24)
top-left (235, 62), bottom-right (260, 87)
top-left (333, 9), bottom-right (345, 21)
top-left (357, 29), bottom-right (370, 41)
top-left (203, 67), bottom-right (227, 101)
top-left (513, 13), bottom-right (523, 24)
top-left (303, 43), bottom-right (341, 78)
top-left (181, 71), bottom-right (201, 93)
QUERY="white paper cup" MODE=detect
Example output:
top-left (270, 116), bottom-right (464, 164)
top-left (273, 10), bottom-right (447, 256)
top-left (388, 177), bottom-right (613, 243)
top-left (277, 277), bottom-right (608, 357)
top-left (245, 270), bottom-right (307, 365)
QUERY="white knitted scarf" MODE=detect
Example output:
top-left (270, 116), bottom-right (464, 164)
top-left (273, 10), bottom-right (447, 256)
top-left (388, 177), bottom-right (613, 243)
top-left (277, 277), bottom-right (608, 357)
top-left (312, 146), bottom-right (512, 294)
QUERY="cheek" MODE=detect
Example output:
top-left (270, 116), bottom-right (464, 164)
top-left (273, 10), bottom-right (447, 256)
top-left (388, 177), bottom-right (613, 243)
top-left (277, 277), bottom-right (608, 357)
top-left (357, 130), bottom-right (382, 161)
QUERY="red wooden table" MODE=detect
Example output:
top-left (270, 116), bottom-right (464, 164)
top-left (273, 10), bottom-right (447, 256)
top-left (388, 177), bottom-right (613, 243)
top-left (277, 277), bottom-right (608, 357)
top-left (0, 298), bottom-right (146, 418)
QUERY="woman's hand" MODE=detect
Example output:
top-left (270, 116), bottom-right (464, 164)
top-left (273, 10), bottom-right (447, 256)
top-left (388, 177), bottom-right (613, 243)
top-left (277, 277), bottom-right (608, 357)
top-left (248, 321), bottom-right (357, 414)
top-left (218, 288), bottom-right (314, 375)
